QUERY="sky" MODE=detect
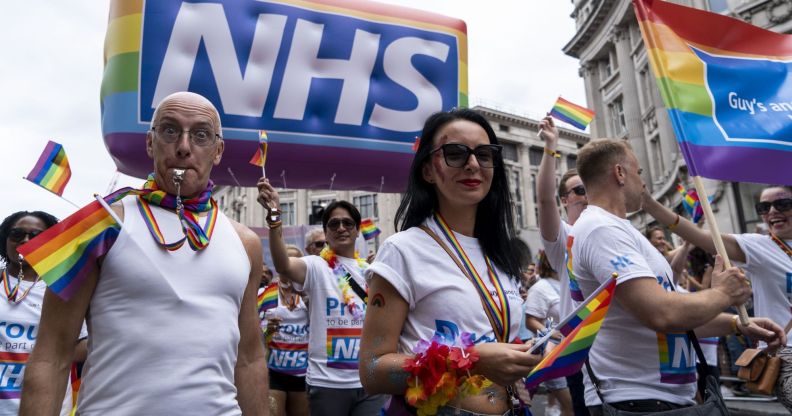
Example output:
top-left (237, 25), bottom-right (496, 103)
top-left (0, 1), bottom-right (585, 221)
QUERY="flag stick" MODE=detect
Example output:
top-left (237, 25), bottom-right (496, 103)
top-left (94, 194), bottom-right (123, 226)
top-left (105, 170), bottom-right (120, 195)
top-left (25, 177), bottom-right (80, 208)
top-left (691, 176), bottom-right (750, 325)
top-left (227, 167), bottom-right (243, 187)
top-left (527, 273), bottom-right (617, 354)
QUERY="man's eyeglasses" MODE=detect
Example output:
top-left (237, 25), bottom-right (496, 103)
top-left (565, 185), bottom-right (586, 197)
top-left (151, 124), bottom-right (221, 147)
top-left (755, 198), bottom-right (792, 215)
top-left (310, 240), bottom-right (327, 249)
top-left (327, 218), bottom-right (356, 231)
top-left (8, 228), bottom-right (43, 243)
top-left (429, 144), bottom-right (502, 169)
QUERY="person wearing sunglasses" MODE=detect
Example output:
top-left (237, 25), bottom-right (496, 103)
top-left (359, 108), bottom-right (539, 415)
top-left (303, 228), bottom-right (326, 256)
top-left (0, 211), bottom-right (87, 416)
top-left (535, 115), bottom-right (590, 415)
top-left (642, 184), bottom-right (792, 411)
top-left (256, 182), bottom-right (386, 416)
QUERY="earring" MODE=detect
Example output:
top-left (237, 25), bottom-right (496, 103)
top-left (618, 182), bottom-right (625, 187)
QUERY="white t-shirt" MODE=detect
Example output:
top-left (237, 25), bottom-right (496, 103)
top-left (366, 218), bottom-right (523, 357)
top-left (542, 221), bottom-right (577, 318)
top-left (259, 284), bottom-right (309, 377)
top-left (571, 205), bottom-right (696, 406)
top-left (524, 278), bottom-right (561, 325)
top-left (733, 233), bottom-right (792, 347)
top-left (296, 255), bottom-right (367, 388)
top-left (0, 277), bottom-right (87, 416)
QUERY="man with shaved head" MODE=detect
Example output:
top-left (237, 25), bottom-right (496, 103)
top-left (20, 92), bottom-right (268, 415)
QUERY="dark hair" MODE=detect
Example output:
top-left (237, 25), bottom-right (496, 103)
top-left (687, 247), bottom-right (714, 278)
top-left (644, 225), bottom-right (665, 240)
top-left (536, 250), bottom-right (556, 278)
top-left (1, 211), bottom-right (59, 264)
top-left (394, 108), bottom-right (522, 279)
top-left (321, 200), bottom-right (362, 231)
top-left (511, 238), bottom-right (532, 271)
top-left (558, 169), bottom-right (579, 199)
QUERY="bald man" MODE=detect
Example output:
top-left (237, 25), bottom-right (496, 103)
top-left (20, 92), bottom-right (268, 415)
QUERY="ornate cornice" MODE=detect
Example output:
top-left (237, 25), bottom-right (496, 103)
top-left (563, 0), bottom-right (618, 58)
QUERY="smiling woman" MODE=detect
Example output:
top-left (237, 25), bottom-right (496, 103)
top-left (359, 109), bottom-right (539, 416)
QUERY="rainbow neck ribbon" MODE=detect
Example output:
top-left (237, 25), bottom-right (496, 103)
top-left (319, 246), bottom-right (368, 319)
top-left (106, 174), bottom-right (218, 251)
top-left (770, 233), bottom-right (792, 259)
top-left (433, 213), bottom-right (510, 343)
top-left (2, 269), bottom-right (40, 304)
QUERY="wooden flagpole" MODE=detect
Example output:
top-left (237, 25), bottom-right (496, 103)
top-left (691, 176), bottom-right (750, 325)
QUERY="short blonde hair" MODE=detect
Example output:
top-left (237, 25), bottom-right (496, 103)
top-left (576, 138), bottom-right (631, 187)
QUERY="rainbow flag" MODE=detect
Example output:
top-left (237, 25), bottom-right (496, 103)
top-left (17, 199), bottom-right (120, 300)
top-left (248, 131), bottom-right (268, 168)
top-left (524, 276), bottom-right (617, 389)
top-left (634, 0), bottom-right (792, 185)
top-left (360, 218), bottom-right (381, 240)
top-left (258, 283), bottom-right (278, 313)
top-left (25, 140), bottom-right (72, 196)
top-left (549, 97), bottom-right (595, 130)
top-left (676, 183), bottom-right (704, 224)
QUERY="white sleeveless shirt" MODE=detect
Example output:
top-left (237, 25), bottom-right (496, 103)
top-left (76, 197), bottom-right (250, 415)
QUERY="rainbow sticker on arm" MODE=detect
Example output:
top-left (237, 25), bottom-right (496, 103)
top-left (102, 0), bottom-right (467, 192)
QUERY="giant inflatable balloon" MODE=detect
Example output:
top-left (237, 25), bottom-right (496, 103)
top-left (102, 0), bottom-right (467, 192)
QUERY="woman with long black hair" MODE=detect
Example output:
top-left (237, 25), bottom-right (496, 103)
top-left (0, 210), bottom-right (87, 416)
top-left (359, 109), bottom-right (539, 415)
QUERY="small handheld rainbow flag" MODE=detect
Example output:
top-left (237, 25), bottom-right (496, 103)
top-left (26, 140), bottom-right (72, 196)
top-left (360, 218), bottom-right (381, 240)
top-left (249, 131), bottom-right (268, 168)
top-left (524, 274), bottom-right (617, 389)
top-left (258, 283), bottom-right (278, 313)
top-left (17, 198), bottom-right (121, 300)
top-left (549, 97), bottom-right (595, 130)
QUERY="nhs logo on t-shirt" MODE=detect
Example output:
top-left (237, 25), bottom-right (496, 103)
top-left (656, 333), bottom-right (696, 385)
top-left (326, 328), bottom-right (361, 369)
top-left (0, 352), bottom-right (28, 399)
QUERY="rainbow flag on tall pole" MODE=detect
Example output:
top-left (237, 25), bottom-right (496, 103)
top-left (632, 0), bottom-right (791, 324)
top-left (549, 97), bottom-right (595, 130)
top-left (25, 140), bottom-right (72, 196)
top-left (523, 274), bottom-right (617, 389)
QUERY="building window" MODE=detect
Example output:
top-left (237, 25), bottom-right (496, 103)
top-left (708, 0), bottom-right (729, 13)
top-left (609, 97), bottom-right (626, 135)
top-left (638, 66), bottom-right (654, 112)
top-left (280, 201), bottom-right (296, 226)
top-left (499, 124), bottom-right (510, 132)
top-left (650, 136), bottom-right (665, 177)
top-left (310, 198), bottom-right (333, 224)
top-left (601, 58), bottom-right (612, 80)
top-left (528, 147), bottom-right (544, 166)
top-left (353, 194), bottom-right (379, 219)
top-left (501, 141), bottom-right (519, 162)
top-left (567, 154), bottom-right (577, 169)
top-left (508, 167), bottom-right (525, 228)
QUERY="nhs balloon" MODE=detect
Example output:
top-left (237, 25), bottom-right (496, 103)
top-left (101, 0), bottom-right (468, 192)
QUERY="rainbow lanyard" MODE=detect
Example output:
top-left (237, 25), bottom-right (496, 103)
top-left (770, 233), bottom-right (792, 259)
top-left (105, 175), bottom-right (218, 252)
top-left (433, 213), bottom-right (511, 343)
top-left (2, 269), bottom-right (40, 304)
top-left (136, 197), bottom-right (218, 251)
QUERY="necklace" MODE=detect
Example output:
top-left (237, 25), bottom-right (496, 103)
top-left (2, 269), bottom-right (40, 304)
top-left (319, 246), bottom-right (368, 319)
top-left (770, 233), bottom-right (792, 259)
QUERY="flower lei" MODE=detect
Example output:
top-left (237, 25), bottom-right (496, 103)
top-left (403, 332), bottom-right (492, 416)
top-left (319, 246), bottom-right (368, 319)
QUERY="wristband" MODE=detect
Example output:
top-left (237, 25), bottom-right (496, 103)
top-left (267, 220), bottom-right (282, 230)
top-left (544, 147), bottom-right (561, 158)
top-left (667, 214), bottom-right (681, 230)
top-left (266, 207), bottom-right (282, 225)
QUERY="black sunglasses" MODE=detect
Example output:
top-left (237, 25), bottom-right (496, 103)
top-left (429, 143), bottom-right (502, 168)
top-left (310, 240), bottom-right (327, 249)
top-left (8, 228), bottom-right (43, 243)
top-left (565, 185), bottom-right (586, 197)
top-left (755, 198), bottom-right (792, 215)
top-left (327, 218), bottom-right (356, 231)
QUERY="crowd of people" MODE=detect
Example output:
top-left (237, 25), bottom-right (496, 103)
top-left (1, 91), bottom-right (790, 415)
